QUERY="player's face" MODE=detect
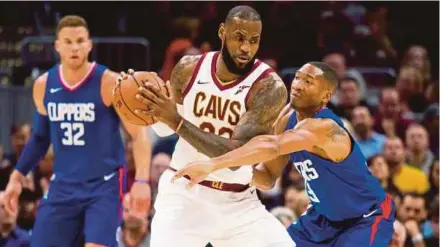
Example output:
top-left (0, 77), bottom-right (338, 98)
top-left (55, 26), bottom-right (92, 70)
top-left (290, 64), bottom-right (331, 111)
top-left (219, 18), bottom-right (261, 75)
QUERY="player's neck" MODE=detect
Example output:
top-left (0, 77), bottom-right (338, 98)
top-left (296, 106), bottom-right (323, 121)
top-left (60, 61), bottom-right (93, 86)
top-left (215, 52), bottom-right (240, 84)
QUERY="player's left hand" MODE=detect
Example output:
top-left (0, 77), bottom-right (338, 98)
top-left (171, 160), bottom-right (216, 188)
top-left (135, 77), bottom-right (181, 130)
top-left (128, 181), bottom-right (151, 218)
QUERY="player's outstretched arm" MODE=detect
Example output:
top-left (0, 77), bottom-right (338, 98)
top-left (6, 73), bottom-right (51, 215)
top-left (210, 118), bottom-right (351, 170)
top-left (173, 118), bottom-right (351, 186)
top-left (168, 57), bottom-right (287, 158)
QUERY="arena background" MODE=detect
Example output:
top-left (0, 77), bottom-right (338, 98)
top-left (0, 1), bottom-right (438, 247)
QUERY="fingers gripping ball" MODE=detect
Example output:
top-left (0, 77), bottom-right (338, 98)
top-left (113, 70), bottom-right (169, 125)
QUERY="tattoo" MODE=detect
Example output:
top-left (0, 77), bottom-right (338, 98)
top-left (176, 73), bottom-right (288, 160)
top-left (170, 55), bottom-right (200, 104)
top-left (327, 121), bottom-right (348, 143)
top-left (232, 74), bottom-right (288, 141)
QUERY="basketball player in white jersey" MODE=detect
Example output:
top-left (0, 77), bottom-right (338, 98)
top-left (129, 5), bottom-right (294, 247)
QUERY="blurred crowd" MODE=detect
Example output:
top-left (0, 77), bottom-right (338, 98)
top-left (0, 1), bottom-right (438, 247)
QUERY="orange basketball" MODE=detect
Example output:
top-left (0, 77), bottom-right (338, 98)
top-left (113, 71), bottom-right (169, 126)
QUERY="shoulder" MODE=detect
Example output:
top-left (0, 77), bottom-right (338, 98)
top-left (33, 72), bottom-right (48, 92)
top-left (171, 55), bottom-right (203, 103)
top-left (246, 71), bottom-right (288, 110)
top-left (272, 105), bottom-right (294, 134)
top-left (33, 73), bottom-right (48, 114)
top-left (172, 55), bottom-right (202, 82)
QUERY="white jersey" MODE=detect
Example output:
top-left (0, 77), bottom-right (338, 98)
top-left (170, 51), bottom-right (274, 184)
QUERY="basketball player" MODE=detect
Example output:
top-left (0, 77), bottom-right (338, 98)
top-left (129, 5), bottom-right (294, 247)
top-left (174, 62), bottom-right (396, 246)
top-left (3, 15), bottom-right (151, 247)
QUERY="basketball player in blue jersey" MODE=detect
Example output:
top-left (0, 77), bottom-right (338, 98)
top-left (3, 15), bottom-right (152, 247)
top-left (174, 62), bottom-right (396, 246)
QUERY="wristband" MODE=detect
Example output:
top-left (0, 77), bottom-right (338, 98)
top-left (412, 233), bottom-right (423, 243)
top-left (175, 118), bottom-right (184, 133)
top-left (134, 178), bottom-right (150, 184)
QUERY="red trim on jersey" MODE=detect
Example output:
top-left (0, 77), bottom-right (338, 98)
top-left (118, 167), bottom-right (124, 218)
top-left (369, 194), bottom-right (393, 245)
top-left (210, 51), bottom-right (262, 91)
top-left (58, 62), bottom-right (97, 92)
top-left (244, 67), bottom-right (275, 110)
top-left (182, 53), bottom-right (207, 98)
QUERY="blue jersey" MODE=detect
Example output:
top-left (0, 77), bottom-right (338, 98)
top-left (43, 62), bottom-right (125, 182)
top-left (285, 107), bottom-right (386, 221)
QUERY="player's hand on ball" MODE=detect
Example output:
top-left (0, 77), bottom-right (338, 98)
top-left (135, 80), bottom-right (181, 129)
top-left (171, 161), bottom-right (216, 188)
top-left (128, 181), bottom-right (151, 218)
top-left (3, 178), bottom-right (23, 216)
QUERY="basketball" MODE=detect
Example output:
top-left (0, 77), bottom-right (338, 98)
top-left (112, 71), bottom-right (169, 126)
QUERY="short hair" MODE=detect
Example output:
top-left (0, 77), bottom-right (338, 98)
top-left (225, 5), bottom-right (261, 23)
top-left (56, 15), bottom-right (89, 36)
top-left (402, 192), bottom-right (428, 210)
top-left (308, 61), bottom-right (339, 92)
top-left (340, 76), bottom-right (360, 88)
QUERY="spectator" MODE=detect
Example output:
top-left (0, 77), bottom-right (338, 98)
top-left (421, 104), bottom-right (439, 157)
top-left (0, 191), bottom-right (30, 247)
top-left (293, 190), bottom-right (309, 218)
top-left (283, 186), bottom-right (299, 214)
top-left (422, 197), bottom-right (439, 247)
top-left (389, 220), bottom-right (407, 247)
top-left (351, 106), bottom-right (386, 159)
top-left (401, 45), bottom-right (432, 86)
top-left (270, 206), bottom-right (297, 228)
top-left (367, 154), bottom-right (398, 193)
top-left (333, 77), bottom-right (371, 119)
top-left (383, 137), bottom-right (429, 194)
top-left (322, 53), bottom-right (367, 98)
top-left (405, 124), bottom-right (435, 174)
top-left (397, 193), bottom-right (429, 247)
top-left (160, 17), bottom-right (201, 81)
top-left (150, 153), bottom-right (171, 207)
top-left (117, 194), bottom-right (150, 247)
top-left (374, 88), bottom-right (413, 139)
top-left (396, 66), bottom-right (426, 116)
top-left (425, 160), bottom-right (439, 203)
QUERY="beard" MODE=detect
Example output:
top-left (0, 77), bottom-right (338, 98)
top-left (221, 39), bottom-right (255, 75)
top-left (354, 124), bottom-right (369, 139)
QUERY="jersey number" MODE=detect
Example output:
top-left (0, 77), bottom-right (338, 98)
top-left (200, 122), bottom-right (233, 139)
top-left (305, 182), bottom-right (320, 203)
top-left (61, 122), bottom-right (85, 146)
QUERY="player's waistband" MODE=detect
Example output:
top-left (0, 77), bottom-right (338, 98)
top-left (168, 167), bottom-right (250, 193)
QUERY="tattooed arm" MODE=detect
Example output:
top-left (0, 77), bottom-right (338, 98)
top-left (170, 56), bottom-right (288, 158)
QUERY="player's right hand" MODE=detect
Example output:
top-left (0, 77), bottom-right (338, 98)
top-left (4, 178), bottom-right (23, 216)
